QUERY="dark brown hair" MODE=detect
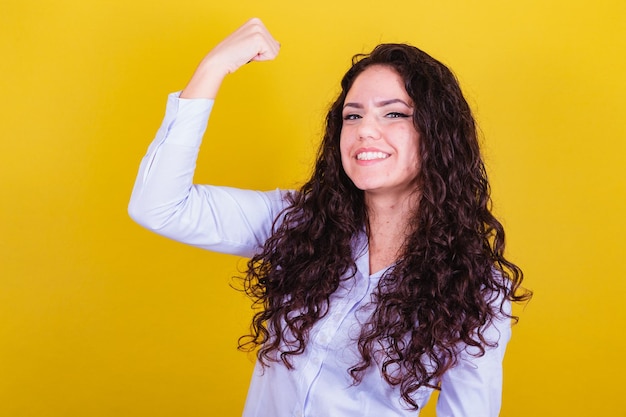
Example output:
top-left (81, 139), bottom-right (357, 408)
top-left (239, 43), bottom-right (531, 409)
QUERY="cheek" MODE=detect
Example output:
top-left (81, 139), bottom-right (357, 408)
top-left (402, 131), bottom-right (421, 173)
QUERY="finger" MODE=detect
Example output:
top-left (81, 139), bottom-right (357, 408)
top-left (242, 18), bottom-right (280, 61)
top-left (251, 41), bottom-right (280, 62)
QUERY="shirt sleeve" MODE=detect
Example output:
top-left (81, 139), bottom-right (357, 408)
top-left (128, 92), bottom-right (291, 258)
top-left (436, 298), bottom-right (512, 417)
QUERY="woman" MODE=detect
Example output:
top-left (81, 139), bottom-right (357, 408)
top-left (129, 18), bottom-right (530, 417)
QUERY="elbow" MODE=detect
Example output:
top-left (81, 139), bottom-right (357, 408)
top-left (128, 197), bottom-right (161, 231)
top-left (128, 198), bottom-right (148, 228)
top-left (128, 193), bottom-right (185, 235)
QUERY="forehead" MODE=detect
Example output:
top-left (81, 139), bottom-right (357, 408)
top-left (346, 65), bottom-right (409, 101)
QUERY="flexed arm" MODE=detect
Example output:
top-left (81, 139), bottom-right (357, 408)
top-left (128, 19), bottom-right (287, 257)
top-left (181, 18), bottom-right (280, 99)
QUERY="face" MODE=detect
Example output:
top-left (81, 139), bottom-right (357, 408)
top-left (340, 65), bottom-right (421, 203)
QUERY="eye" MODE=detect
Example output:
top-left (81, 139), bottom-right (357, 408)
top-left (342, 114), bottom-right (362, 121)
top-left (386, 112), bottom-right (411, 119)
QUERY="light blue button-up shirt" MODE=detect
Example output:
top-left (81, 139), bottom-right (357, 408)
top-left (129, 93), bottom-right (512, 417)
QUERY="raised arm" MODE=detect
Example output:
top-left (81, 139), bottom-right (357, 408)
top-left (128, 19), bottom-right (287, 258)
top-left (181, 17), bottom-right (280, 99)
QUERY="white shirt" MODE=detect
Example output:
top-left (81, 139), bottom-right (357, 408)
top-left (129, 92), bottom-right (512, 417)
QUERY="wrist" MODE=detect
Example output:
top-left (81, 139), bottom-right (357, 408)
top-left (180, 60), bottom-right (227, 99)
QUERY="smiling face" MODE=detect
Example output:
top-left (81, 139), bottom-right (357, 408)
top-left (340, 65), bottom-right (421, 203)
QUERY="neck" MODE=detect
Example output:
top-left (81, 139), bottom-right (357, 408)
top-left (365, 191), bottom-right (419, 274)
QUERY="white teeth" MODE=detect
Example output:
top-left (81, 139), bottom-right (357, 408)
top-left (356, 151), bottom-right (390, 161)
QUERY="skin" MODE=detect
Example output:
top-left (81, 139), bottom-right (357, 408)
top-left (340, 65), bottom-right (420, 200)
top-left (340, 65), bottom-right (421, 273)
top-left (180, 18), bottom-right (280, 99)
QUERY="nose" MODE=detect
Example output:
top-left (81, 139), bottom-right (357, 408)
top-left (357, 114), bottom-right (381, 141)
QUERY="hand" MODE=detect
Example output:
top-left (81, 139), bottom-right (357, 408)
top-left (203, 17), bottom-right (280, 74)
top-left (181, 18), bottom-right (280, 99)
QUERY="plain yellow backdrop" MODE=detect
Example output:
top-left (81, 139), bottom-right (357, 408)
top-left (1, 0), bottom-right (625, 416)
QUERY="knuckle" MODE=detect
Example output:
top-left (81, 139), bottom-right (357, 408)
top-left (248, 17), bottom-right (264, 29)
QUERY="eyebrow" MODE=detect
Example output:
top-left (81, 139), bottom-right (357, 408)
top-left (343, 98), bottom-right (413, 109)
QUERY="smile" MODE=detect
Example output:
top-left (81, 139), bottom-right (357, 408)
top-left (356, 151), bottom-right (390, 161)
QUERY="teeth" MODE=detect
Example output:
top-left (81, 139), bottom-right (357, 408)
top-left (357, 151), bottom-right (390, 161)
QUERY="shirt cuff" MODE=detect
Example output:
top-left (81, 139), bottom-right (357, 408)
top-left (162, 91), bottom-right (215, 148)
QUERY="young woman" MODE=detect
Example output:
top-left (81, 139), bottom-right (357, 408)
top-left (129, 18), bottom-right (530, 417)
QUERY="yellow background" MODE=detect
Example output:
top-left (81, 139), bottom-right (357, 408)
top-left (2, 0), bottom-right (625, 416)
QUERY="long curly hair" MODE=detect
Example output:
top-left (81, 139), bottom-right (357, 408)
top-left (239, 43), bottom-right (531, 409)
